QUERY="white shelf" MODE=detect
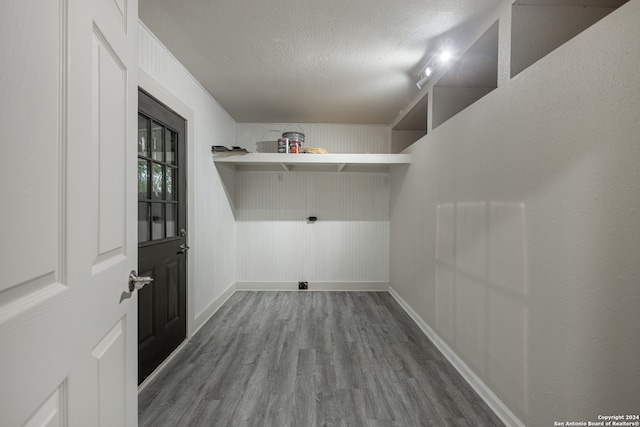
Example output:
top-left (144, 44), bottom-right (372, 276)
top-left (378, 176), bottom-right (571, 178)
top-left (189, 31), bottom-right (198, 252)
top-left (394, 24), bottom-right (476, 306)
top-left (213, 153), bottom-right (411, 173)
top-left (212, 152), bottom-right (411, 211)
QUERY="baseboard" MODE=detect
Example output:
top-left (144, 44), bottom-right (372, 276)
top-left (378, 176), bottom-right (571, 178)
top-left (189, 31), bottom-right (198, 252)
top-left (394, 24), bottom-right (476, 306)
top-left (138, 282), bottom-right (236, 394)
top-left (191, 282), bottom-right (237, 337)
top-left (137, 339), bottom-right (188, 393)
top-left (388, 286), bottom-right (525, 427)
top-left (235, 281), bottom-right (389, 291)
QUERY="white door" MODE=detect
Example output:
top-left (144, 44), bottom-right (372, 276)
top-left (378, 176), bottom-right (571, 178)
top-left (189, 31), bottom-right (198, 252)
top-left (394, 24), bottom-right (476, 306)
top-left (0, 0), bottom-right (138, 425)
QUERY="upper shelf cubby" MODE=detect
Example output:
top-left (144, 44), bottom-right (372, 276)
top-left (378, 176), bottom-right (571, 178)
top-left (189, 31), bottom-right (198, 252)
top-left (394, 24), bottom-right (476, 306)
top-left (392, 94), bottom-right (428, 154)
top-left (432, 20), bottom-right (499, 129)
top-left (511, 0), bottom-right (630, 78)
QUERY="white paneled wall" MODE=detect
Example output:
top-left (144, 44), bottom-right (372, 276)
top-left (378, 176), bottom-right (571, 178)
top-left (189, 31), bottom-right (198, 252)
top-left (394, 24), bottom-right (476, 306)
top-left (234, 121), bottom-right (393, 287)
top-left (236, 123), bottom-right (391, 153)
top-left (236, 171), bottom-right (389, 284)
top-left (139, 23), bottom-right (237, 333)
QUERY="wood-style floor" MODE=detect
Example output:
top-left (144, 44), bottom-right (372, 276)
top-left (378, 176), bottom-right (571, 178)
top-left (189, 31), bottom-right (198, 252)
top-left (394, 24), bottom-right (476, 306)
top-left (139, 291), bottom-right (504, 426)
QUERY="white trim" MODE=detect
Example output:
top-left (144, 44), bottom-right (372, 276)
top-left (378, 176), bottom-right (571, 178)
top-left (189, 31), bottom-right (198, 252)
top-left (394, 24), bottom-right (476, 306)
top-left (388, 286), bottom-right (525, 427)
top-left (236, 281), bottom-right (389, 292)
top-left (137, 69), bottom-right (198, 339)
top-left (138, 282), bottom-right (236, 393)
top-left (192, 282), bottom-right (237, 337)
top-left (137, 339), bottom-right (188, 393)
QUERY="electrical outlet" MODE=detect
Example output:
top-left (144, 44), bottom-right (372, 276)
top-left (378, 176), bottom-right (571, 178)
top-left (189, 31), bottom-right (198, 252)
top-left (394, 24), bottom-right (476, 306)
top-left (298, 281), bottom-right (308, 290)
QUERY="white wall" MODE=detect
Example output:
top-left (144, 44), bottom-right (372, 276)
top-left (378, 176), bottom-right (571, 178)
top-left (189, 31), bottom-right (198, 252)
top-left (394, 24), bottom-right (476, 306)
top-left (236, 123), bottom-right (391, 153)
top-left (138, 23), bottom-right (237, 334)
top-left (390, 1), bottom-right (640, 425)
top-left (235, 171), bottom-right (390, 289)
top-left (234, 123), bottom-right (393, 289)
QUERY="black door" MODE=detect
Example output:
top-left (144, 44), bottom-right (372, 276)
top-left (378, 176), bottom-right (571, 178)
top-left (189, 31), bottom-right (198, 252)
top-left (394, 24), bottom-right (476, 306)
top-left (137, 89), bottom-right (187, 384)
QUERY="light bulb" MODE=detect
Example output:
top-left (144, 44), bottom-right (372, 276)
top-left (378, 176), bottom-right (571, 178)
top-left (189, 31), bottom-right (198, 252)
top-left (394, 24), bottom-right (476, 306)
top-left (440, 51), bottom-right (452, 63)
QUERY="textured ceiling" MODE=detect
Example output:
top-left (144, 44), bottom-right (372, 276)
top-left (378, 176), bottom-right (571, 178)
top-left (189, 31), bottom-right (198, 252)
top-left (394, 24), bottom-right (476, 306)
top-left (139, 0), bottom-right (504, 124)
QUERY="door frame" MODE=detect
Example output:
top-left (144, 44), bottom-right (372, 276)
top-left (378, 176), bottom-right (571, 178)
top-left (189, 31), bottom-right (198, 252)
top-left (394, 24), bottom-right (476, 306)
top-left (137, 69), bottom-right (196, 388)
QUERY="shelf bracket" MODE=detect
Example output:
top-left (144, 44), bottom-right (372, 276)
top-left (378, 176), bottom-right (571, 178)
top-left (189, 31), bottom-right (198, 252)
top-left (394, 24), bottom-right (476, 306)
top-left (337, 163), bottom-right (346, 172)
top-left (280, 162), bottom-right (290, 172)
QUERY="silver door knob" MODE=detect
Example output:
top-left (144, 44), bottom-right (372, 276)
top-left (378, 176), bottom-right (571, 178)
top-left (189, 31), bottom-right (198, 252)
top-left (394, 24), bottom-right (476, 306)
top-left (178, 243), bottom-right (190, 254)
top-left (129, 270), bottom-right (154, 292)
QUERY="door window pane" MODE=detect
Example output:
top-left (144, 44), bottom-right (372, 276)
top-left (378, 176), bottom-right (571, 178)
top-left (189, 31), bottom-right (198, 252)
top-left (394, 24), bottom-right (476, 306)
top-left (152, 163), bottom-right (163, 200)
top-left (166, 130), bottom-right (177, 165)
top-left (152, 122), bottom-right (164, 162)
top-left (138, 202), bottom-right (150, 242)
top-left (166, 167), bottom-right (177, 201)
top-left (138, 159), bottom-right (149, 200)
top-left (151, 203), bottom-right (165, 240)
top-left (138, 114), bottom-right (149, 157)
top-left (166, 204), bottom-right (177, 238)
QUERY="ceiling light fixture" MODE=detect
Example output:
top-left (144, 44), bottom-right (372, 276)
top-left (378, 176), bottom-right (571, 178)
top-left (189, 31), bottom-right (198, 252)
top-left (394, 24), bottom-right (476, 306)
top-left (415, 41), bottom-right (455, 90)
top-left (415, 63), bottom-right (436, 89)
top-left (416, 68), bottom-right (431, 89)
